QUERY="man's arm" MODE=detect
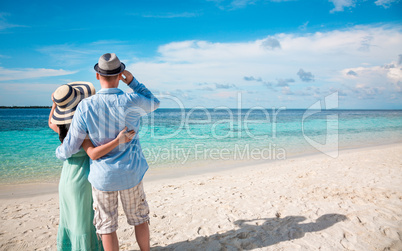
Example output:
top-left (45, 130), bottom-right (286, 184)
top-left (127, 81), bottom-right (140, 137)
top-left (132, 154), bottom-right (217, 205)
top-left (122, 70), bottom-right (160, 114)
top-left (55, 103), bottom-right (88, 160)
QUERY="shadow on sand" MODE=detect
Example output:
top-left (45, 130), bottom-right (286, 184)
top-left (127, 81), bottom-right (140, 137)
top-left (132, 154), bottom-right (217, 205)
top-left (150, 213), bottom-right (347, 250)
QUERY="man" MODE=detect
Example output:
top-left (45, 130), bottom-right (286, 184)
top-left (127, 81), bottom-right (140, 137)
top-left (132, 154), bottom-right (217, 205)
top-left (56, 53), bottom-right (160, 251)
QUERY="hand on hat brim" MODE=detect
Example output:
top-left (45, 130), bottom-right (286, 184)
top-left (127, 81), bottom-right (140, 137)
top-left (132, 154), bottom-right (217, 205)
top-left (121, 70), bottom-right (133, 84)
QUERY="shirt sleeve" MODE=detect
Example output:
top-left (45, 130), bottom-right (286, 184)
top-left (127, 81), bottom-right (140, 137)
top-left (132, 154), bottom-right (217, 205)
top-left (127, 76), bottom-right (160, 114)
top-left (55, 103), bottom-right (88, 160)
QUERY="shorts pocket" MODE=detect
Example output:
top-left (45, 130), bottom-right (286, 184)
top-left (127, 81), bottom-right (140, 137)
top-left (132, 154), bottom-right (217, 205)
top-left (138, 193), bottom-right (150, 216)
top-left (92, 204), bottom-right (101, 231)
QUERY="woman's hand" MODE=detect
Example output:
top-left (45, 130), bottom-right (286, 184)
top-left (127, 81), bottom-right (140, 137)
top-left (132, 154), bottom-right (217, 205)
top-left (117, 126), bottom-right (136, 144)
top-left (82, 127), bottom-right (136, 160)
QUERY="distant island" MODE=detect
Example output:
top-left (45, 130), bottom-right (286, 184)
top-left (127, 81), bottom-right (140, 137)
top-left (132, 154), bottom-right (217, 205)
top-left (0, 106), bottom-right (52, 109)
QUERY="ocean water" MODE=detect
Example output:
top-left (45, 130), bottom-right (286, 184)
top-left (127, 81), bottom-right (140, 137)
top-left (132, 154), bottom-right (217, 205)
top-left (0, 108), bottom-right (401, 184)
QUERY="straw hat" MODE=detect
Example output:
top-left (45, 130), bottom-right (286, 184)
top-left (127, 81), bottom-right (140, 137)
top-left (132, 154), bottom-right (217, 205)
top-left (94, 53), bottom-right (125, 76)
top-left (51, 81), bottom-right (96, 125)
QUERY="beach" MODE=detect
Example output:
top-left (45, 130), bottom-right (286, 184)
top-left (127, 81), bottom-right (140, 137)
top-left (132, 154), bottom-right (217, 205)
top-left (0, 143), bottom-right (401, 250)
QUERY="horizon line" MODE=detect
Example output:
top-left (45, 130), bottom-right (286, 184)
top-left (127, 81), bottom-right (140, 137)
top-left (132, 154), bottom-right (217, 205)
top-left (1, 106), bottom-right (401, 111)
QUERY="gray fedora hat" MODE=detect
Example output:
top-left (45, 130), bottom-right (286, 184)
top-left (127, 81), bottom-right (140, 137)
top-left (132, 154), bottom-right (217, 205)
top-left (94, 53), bottom-right (126, 76)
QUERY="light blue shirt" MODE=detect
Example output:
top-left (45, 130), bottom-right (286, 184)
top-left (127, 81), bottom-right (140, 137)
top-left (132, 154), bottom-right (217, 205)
top-left (55, 78), bottom-right (160, 191)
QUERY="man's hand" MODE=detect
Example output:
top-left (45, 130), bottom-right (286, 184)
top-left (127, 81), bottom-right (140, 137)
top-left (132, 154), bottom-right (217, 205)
top-left (121, 70), bottom-right (134, 85)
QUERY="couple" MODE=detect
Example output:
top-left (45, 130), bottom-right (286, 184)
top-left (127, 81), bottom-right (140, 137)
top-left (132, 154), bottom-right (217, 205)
top-left (48, 53), bottom-right (160, 251)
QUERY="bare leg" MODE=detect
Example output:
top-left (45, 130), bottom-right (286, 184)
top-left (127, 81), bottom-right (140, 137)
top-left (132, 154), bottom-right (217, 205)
top-left (101, 232), bottom-right (119, 251)
top-left (135, 222), bottom-right (150, 251)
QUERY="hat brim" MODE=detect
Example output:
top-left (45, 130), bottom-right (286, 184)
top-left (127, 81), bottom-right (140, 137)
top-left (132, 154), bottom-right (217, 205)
top-left (94, 63), bottom-right (126, 76)
top-left (51, 81), bottom-right (96, 125)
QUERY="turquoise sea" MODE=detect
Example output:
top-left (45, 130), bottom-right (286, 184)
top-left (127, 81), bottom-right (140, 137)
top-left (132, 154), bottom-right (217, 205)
top-left (0, 108), bottom-right (401, 184)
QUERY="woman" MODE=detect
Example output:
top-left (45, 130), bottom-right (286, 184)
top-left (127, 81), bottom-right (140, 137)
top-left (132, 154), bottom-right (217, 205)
top-left (48, 81), bottom-right (135, 251)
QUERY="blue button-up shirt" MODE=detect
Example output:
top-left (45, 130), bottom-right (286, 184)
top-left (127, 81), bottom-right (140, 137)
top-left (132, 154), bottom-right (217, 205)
top-left (56, 78), bottom-right (160, 191)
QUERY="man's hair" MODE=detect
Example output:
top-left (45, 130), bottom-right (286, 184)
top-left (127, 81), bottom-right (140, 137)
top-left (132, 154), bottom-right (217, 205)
top-left (100, 74), bottom-right (119, 82)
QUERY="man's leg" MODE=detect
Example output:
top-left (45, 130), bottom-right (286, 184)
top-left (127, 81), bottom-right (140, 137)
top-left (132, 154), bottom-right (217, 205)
top-left (135, 222), bottom-right (150, 251)
top-left (101, 232), bottom-right (119, 251)
top-left (92, 186), bottom-right (120, 251)
top-left (119, 181), bottom-right (150, 251)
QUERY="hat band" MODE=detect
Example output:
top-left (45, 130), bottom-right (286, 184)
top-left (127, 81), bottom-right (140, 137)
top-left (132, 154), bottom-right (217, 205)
top-left (70, 83), bottom-right (92, 94)
top-left (52, 113), bottom-right (74, 122)
top-left (54, 105), bottom-right (78, 116)
top-left (97, 65), bottom-right (123, 75)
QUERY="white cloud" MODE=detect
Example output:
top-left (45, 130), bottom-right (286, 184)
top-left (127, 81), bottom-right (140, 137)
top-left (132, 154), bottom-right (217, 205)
top-left (340, 57), bottom-right (402, 98)
top-left (207, 0), bottom-right (292, 10)
top-left (374, 0), bottom-right (401, 8)
top-left (230, 0), bottom-right (258, 8)
top-left (208, 0), bottom-right (400, 12)
top-left (0, 12), bottom-right (28, 30)
top-left (328, 0), bottom-right (356, 12)
top-left (0, 67), bottom-right (77, 81)
top-left (281, 86), bottom-right (294, 95)
top-left (130, 25), bottom-right (401, 83)
top-left (0, 83), bottom-right (60, 92)
top-left (127, 25), bottom-right (402, 107)
top-left (299, 21), bottom-right (309, 31)
top-left (37, 40), bottom-right (136, 68)
top-left (141, 12), bottom-right (199, 18)
top-left (0, 83), bottom-right (64, 106)
top-left (207, 0), bottom-right (257, 9)
top-left (342, 62), bottom-right (402, 85)
top-left (328, 0), bottom-right (400, 12)
top-left (37, 43), bottom-right (99, 67)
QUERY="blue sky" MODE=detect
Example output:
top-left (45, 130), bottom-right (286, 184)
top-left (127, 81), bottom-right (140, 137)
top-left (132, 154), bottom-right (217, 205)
top-left (0, 0), bottom-right (401, 109)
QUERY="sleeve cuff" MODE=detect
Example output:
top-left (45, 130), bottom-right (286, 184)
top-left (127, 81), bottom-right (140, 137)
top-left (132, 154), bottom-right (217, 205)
top-left (55, 146), bottom-right (67, 161)
top-left (128, 77), bottom-right (140, 90)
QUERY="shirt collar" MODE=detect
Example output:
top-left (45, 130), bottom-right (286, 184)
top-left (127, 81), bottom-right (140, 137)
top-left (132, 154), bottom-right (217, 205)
top-left (97, 88), bottom-right (123, 94)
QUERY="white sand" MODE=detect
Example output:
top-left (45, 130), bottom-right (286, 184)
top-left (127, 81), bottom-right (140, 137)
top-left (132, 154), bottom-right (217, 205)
top-left (0, 144), bottom-right (401, 250)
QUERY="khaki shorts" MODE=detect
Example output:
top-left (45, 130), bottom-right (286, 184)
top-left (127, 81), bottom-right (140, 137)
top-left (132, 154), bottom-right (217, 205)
top-left (92, 181), bottom-right (150, 234)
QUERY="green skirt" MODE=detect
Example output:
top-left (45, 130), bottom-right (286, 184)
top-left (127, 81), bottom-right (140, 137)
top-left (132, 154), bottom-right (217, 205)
top-left (57, 149), bottom-right (103, 251)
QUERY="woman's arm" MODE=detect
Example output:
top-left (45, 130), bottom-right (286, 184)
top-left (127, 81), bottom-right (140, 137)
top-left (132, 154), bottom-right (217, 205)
top-left (82, 127), bottom-right (135, 160)
top-left (48, 95), bottom-right (59, 133)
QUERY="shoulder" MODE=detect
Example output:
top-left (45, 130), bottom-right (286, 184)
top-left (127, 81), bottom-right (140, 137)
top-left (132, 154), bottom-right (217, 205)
top-left (83, 94), bottom-right (98, 103)
top-left (76, 96), bottom-right (96, 115)
top-left (79, 95), bottom-right (99, 108)
top-left (124, 91), bottom-right (141, 101)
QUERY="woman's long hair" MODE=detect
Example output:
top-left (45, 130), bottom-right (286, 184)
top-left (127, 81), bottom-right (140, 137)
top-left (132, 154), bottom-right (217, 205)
top-left (57, 124), bottom-right (70, 143)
